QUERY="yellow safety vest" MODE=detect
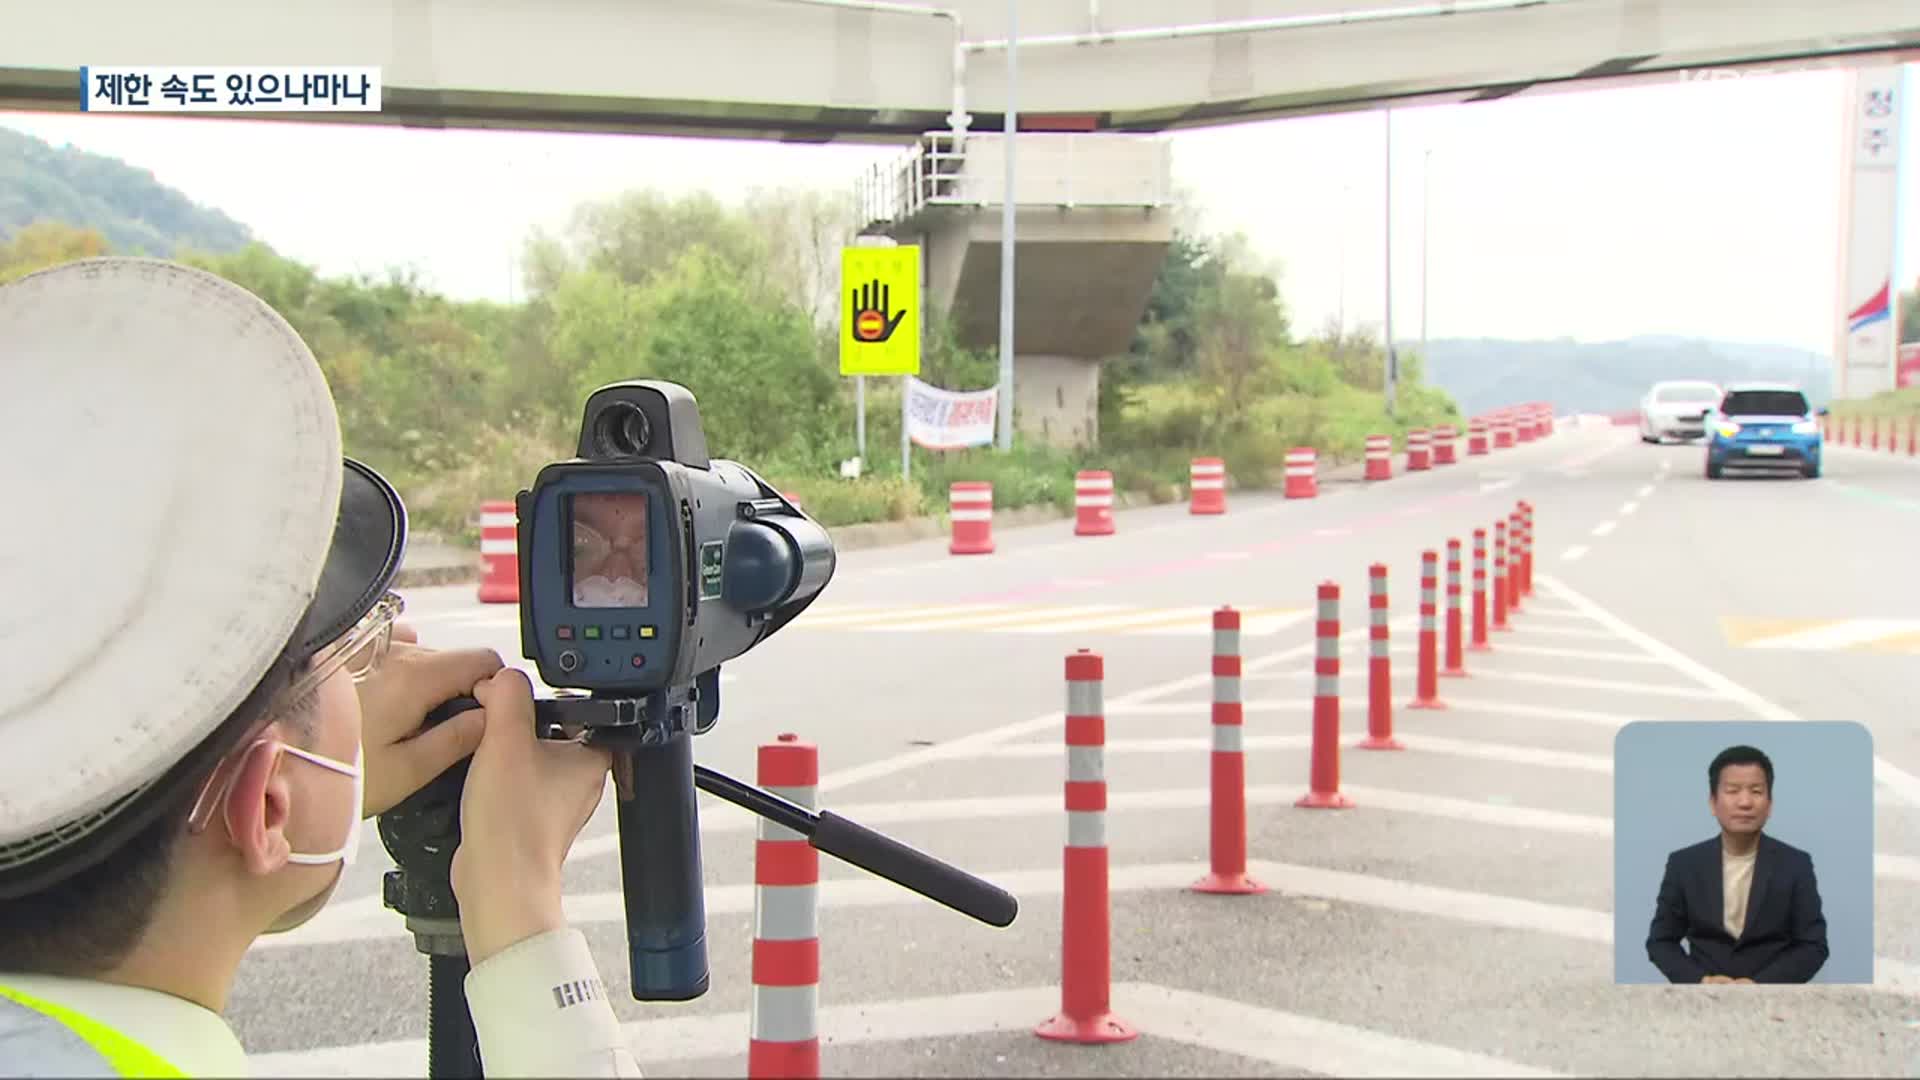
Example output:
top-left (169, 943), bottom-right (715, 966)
top-left (0, 982), bottom-right (184, 1077)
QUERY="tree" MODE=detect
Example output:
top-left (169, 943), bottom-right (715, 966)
top-left (1899, 280), bottom-right (1918, 345)
top-left (0, 222), bottom-right (109, 283)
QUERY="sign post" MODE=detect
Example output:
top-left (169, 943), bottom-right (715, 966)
top-left (840, 242), bottom-right (922, 477)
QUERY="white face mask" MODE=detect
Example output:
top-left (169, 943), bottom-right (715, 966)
top-left (279, 741), bottom-right (363, 867)
top-left (574, 574), bottom-right (648, 607)
top-left (260, 741), bottom-right (362, 935)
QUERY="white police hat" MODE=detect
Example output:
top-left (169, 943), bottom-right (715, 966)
top-left (0, 257), bottom-right (407, 896)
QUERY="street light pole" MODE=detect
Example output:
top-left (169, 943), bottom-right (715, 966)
top-left (1383, 108), bottom-right (1396, 418)
top-left (995, 0), bottom-right (1018, 451)
top-left (1420, 146), bottom-right (1432, 368)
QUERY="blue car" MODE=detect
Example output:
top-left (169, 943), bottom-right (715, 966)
top-left (1705, 382), bottom-right (1826, 479)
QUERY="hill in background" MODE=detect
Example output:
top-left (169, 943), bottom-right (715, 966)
top-left (4, 121), bottom-right (1837, 419)
top-left (1420, 335), bottom-right (1832, 417)
top-left (0, 125), bottom-right (254, 257)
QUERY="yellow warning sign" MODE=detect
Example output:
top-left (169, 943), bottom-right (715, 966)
top-left (839, 245), bottom-right (920, 376)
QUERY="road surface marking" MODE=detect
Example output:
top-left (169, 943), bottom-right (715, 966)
top-left (1247, 667), bottom-right (1726, 700)
top-left (1207, 549), bottom-right (1254, 560)
top-left (982, 732), bottom-right (1615, 774)
top-left (1636, 484), bottom-right (1654, 497)
top-left (1111, 698), bottom-right (1663, 729)
top-left (1505, 624), bottom-right (1622, 641)
top-left (264, 853), bottom-right (1920, 1004)
top-left (1538, 574), bottom-right (1920, 809)
top-left (248, 979), bottom-right (1564, 1078)
top-left (1507, 605), bottom-right (1593, 621)
top-left (1561, 545), bottom-right (1589, 561)
top-left (1591, 521), bottom-right (1616, 537)
top-left (781, 603), bottom-right (1311, 637)
top-left (1718, 616), bottom-right (1920, 653)
top-left (1478, 479), bottom-right (1516, 494)
top-left (810, 614), bottom-right (1413, 796)
top-left (1619, 501), bottom-right (1639, 515)
top-left (1314, 526), bottom-right (1352, 537)
top-left (1471, 641), bottom-right (1663, 664)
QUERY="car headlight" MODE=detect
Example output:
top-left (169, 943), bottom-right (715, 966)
top-left (1714, 421), bottom-right (1741, 438)
top-left (1791, 420), bottom-right (1818, 435)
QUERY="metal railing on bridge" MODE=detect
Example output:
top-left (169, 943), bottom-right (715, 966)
top-left (856, 130), bottom-right (1174, 233)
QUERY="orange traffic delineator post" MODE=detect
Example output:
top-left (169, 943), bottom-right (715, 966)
top-left (1907, 417), bottom-right (1916, 457)
top-left (1407, 429), bottom-right (1433, 471)
top-left (1364, 435), bottom-right (1393, 481)
top-left (1492, 520), bottom-right (1512, 632)
top-left (1073, 471), bottom-right (1116, 536)
top-left (1036, 650), bottom-right (1138, 1045)
top-left (1358, 564), bottom-right (1404, 750)
top-left (949, 482), bottom-right (995, 555)
top-left (748, 733), bottom-right (821, 1079)
top-left (1284, 448), bottom-right (1318, 498)
top-left (478, 499), bottom-right (519, 604)
top-left (1470, 528), bottom-right (1492, 652)
top-left (1871, 418), bottom-right (1881, 451)
top-left (1433, 424), bottom-right (1459, 465)
top-left (1296, 582), bottom-right (1355, 809)
top-left (1193, 607), bottom-right (1266, 894)
top-left (1519, 502), bottom-right (1536, 597)
top-left (1504, 509), bottom-right (1525, 615)
top-left (1467, 419), bottom-right (1490, 456)
top-left (1442, 538), bottom-right (1468, 678)
top-left (1407, 549), bottom-right (1446, 710)
top-left (1189, 458), bottom-right (1227, 514)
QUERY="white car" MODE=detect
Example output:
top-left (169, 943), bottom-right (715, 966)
top-left (1639, 380), bottom-right (1722, 443)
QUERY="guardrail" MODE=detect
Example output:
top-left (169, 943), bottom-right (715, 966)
top-left (856, 131), bottom-right (1174, 232)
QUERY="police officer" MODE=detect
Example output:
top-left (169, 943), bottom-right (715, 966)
top-left (0, 258), bottom-right (643, 1076)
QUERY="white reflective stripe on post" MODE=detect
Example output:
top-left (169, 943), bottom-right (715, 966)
top-left (750, 986), bottom-right (819, 1042)
top-left (1214, 626), bottom-right (1241, 657)
top-left (480, 538), bottom-right (516, 556)
top-left (1371, 573), bottom-right (1388, 658)
top-left (1191, 463), bottom-right (1226, 476)
top-left (479, 512), bottom-right (516, 529)
top-left (1068, 679), bottom-right (1103, 716)
top-left (1076, 476), bottom-right (1114, 490)
top-left (1076, 494), bottom-right (1115, 507)
top-left (949, 509), bottom-right (993, 522)
top-left (1213, 674), bottom-right (1242, 703)
top-left (1191, 478), bottom-right (1226, 490)
top-left (758, 785), bottom-right (816, 842)
top-left (1066, 746), bottom-right (1105, 783)
top-left (754, 884), bottom-right (820, 940)
top-left (1212, 723), bottom-right (1244, 752)
top-left (1315, 593), bottom-right (1339, 697)
top-left (1067, 810), bottom-right (1106, 848)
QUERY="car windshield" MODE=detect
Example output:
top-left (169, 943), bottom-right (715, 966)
top-left (1720, 390), bottom-right (1809, 417)
top-left (1654, 383), bottom-right (1717, 403)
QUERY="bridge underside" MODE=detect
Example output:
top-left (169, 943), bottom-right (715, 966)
top-left (4, 1), bottom-right (1917, 142)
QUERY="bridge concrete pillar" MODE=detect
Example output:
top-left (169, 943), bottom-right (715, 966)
top-left (859, 133), bottom-right (1173, 451)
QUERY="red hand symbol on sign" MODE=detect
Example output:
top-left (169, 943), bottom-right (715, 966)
top-left (850, 279), bottom-right (907, 344)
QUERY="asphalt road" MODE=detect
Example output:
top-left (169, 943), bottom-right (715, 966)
top-left (234, 421), bottom-right (1920, 1077)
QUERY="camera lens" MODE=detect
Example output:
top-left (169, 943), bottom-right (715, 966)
top-left (594, 402), bottom-right (652, 457)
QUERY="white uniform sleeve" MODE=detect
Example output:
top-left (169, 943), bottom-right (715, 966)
top-left (464, 928), bottom-right (644, 1078)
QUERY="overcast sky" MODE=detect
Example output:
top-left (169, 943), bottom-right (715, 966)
top-left (2, 64), bottom-right (1914, 357)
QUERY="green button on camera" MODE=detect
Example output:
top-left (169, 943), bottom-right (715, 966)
top-left (583, 625), bottom-right (602, 640)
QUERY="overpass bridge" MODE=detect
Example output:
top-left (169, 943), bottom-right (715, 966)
top-left (5, 1), bottom-right (1915, 444)
top-left (5, 0), bottom-right (1916, 141)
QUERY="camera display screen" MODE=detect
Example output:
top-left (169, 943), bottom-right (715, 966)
top-left (570, 492), bottom-right (650, 608)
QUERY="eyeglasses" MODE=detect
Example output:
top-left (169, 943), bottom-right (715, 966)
top-left (184, 592), bottom-right (404, 834)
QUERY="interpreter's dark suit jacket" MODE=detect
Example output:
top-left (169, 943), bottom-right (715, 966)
top-left (1645, 833), bottom-right (1829, 984)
